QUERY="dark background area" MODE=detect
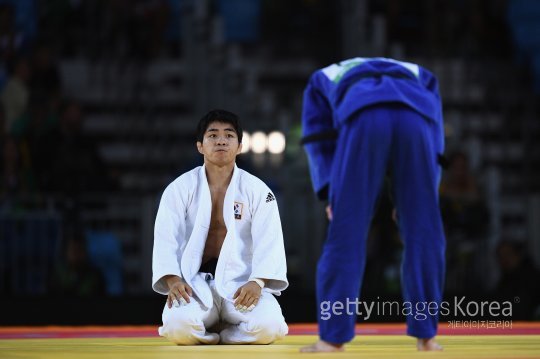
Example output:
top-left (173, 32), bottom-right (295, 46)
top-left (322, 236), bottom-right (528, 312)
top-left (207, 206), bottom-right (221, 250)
top-left (1, 0), bottom-right (540, 325)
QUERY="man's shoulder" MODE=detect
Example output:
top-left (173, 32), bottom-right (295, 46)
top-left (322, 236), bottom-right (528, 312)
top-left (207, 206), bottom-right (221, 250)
top-left (166, 166), bottom-right (201, 192)
top-left (236, 167), bottom-right (279, 207)
top-left (237, 167), bottom-right (270, 192)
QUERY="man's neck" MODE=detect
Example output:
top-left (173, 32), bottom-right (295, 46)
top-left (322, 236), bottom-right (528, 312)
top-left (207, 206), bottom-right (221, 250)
top-left (205, 161), bottom-right (235, 189)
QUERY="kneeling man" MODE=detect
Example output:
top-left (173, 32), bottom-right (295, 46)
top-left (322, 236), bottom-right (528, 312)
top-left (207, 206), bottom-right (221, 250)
top-left (152, 109), bottom-right (288, 345)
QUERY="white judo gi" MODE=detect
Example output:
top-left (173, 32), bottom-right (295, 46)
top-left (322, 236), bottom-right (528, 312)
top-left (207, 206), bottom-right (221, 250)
top-left (152, 164), bottom-right (289, 344)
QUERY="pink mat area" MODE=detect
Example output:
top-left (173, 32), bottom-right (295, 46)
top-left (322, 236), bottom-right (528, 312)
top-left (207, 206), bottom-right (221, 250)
top-left (1, 323), bottom-right (539, 339)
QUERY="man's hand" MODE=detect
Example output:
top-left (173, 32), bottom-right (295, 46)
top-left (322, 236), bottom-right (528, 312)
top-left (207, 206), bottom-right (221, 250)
top-left (326, 205), bottom-right (333, 221)
top-left (165, 275), bottom-right (193, 309)
top-left (233, 281), bottom-right (261, 313)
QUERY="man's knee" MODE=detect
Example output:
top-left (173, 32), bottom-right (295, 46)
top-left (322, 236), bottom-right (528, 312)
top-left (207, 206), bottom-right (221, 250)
top-left (244, 314), bottom-right (288, 344)
top-left (161, 308), bottom-right (205, 345)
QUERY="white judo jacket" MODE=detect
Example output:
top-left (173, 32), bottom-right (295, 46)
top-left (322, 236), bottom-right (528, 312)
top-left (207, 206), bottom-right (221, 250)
top-left (152, 164), bottom-right (288, 310)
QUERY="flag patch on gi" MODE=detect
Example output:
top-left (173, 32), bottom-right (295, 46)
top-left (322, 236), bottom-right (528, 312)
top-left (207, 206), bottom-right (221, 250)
top-left (234, 202), bottom-right (243, 219)
top-left (266, 192), bottom-right (275, 203)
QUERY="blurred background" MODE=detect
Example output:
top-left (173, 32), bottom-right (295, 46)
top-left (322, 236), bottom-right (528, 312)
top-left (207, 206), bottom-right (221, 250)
top-left (1, 0), bottom-right (539, 325)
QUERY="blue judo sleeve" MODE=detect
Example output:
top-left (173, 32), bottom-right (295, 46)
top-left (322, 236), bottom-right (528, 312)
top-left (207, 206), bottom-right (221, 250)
top-left (317, 104), bottom-right (446, 343)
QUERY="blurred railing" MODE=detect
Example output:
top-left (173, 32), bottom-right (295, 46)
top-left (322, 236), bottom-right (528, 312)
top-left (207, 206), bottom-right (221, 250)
top-left (0, 194), bottom-right (156, 296)
top-left (0, 211), bottom-right (62, 295)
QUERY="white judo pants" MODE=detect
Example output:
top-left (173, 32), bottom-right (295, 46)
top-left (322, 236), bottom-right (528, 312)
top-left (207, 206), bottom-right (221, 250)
top-left (159, 279), bottom-right (288, 345)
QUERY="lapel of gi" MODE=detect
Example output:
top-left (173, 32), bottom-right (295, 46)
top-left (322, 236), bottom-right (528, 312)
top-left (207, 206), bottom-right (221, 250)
top-left (181, 165), bottom-right (211, 285)
top-left (214, 164), bottom-right (239, 299)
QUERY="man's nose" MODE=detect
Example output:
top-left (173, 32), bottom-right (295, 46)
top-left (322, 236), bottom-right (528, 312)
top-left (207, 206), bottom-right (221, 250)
top-left (215, 136), bottom-right (229, 145)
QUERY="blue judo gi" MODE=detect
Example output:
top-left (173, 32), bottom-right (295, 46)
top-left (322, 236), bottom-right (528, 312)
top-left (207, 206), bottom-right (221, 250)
top-left (301, 57), bottom-right (446, 343)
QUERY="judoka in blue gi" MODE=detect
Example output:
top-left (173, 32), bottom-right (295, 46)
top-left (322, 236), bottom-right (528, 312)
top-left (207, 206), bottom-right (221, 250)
top-left (299, 58), bottom-right (446, 352)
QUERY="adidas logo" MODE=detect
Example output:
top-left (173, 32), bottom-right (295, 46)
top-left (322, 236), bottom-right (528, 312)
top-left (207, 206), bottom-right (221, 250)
top-left (266, 192), bottom-right (275, 203)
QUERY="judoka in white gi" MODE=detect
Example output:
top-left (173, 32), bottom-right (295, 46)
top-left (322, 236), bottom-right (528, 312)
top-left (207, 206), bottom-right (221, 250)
top-left (152, 109), bottom-right (289, 345)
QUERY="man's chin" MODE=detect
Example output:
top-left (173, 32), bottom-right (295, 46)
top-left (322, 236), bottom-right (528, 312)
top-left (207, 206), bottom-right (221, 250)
top-left (208, 158), bottom-right (234, 167)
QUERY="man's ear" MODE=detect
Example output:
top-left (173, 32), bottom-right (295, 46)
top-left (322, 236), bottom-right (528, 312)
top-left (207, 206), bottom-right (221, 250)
top-left (237, 142), bottom-right (243, 154)
top-left (196, 141), bottom-right (203, 154)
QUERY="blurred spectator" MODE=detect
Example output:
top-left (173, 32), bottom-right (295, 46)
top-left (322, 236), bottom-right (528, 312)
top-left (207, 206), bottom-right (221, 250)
top-left (507, 0), bottom-right (540, 93)
top-left (1, 102), bottom-right (37, 210)
top-left (440, 152), bottom-right (488, 294)
top-left (440, 152), bottom-right (479, 199)
top-left (10, 94), bottom-right (60, 191)
top-left (494, 240), bottom-right (540, 319)
top-left (0, 0), bottom-right (37, 42)
top-left (380, 0), bottom-right (510, 58)
top-left (0, 3), bottom-right (32, 89)
top-left (385, 0), bottom-right (425, 54)
top-left (85, 228), bottom-right (124, 296)
top-left (49, 224), bottom-right (106, 297)
top-left (29, 43), bottom-right (62, 105)
top-left (137, 0), bottom-right (170, 59)
top-left (0, 57), bottom-right (31, 133)
top-left (440, 152), bottom-right (488, 239)
top-left (262, 1), bottom-right (338, 61)
top-left (218, 0), bottom-right (262, 43)
top-left (0, 136), bottom-right (37, 210)
top-left (78, 0), bottom-right (172, 60)
top-left (48, 101), bottom-right (116, 195)
top-left (39, 0), bottom-right (84, 57)
top-left (164, 0), bottom-right (182, 56)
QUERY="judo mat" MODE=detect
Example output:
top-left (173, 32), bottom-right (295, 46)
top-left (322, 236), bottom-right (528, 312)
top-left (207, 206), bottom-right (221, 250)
top-left (1, 323), bottom-right (539, 359)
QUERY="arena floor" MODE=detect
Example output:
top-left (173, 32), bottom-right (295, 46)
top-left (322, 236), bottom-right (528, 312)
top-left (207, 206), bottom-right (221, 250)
top-left (1, 323), bottom-right (539, 359)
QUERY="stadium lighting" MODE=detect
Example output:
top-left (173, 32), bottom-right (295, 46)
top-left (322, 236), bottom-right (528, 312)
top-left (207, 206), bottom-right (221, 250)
top-left (268, 131), bottom-right (286, 154)
top-left (241, 132), bottom-right (250, 154)
top-left (251, 131), bottom-right (267, 154)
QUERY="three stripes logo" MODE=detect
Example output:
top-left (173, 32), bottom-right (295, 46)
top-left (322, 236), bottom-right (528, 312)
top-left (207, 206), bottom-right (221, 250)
top-left (266, 192), bottom-right (275, 203)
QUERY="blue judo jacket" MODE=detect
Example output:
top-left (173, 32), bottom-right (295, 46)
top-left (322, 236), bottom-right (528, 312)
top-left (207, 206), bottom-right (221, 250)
top-left (301, 57), bottom-right (444, 199)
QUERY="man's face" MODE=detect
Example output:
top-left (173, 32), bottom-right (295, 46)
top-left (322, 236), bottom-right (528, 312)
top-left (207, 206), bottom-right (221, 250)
top-left (197, 121), bottom-right (242, 166)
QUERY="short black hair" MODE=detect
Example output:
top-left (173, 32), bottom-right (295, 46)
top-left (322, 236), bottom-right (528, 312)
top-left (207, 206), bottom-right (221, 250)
top-left (196, 109), bottom-right (243, 143)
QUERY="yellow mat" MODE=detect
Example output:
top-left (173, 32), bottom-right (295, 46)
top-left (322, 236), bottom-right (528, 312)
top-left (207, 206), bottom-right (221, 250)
top-left (1, 335), bottom-right (540, 359)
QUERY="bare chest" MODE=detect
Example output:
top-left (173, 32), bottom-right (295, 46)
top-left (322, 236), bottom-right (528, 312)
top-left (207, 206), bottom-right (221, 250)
top-left (203, 188), bottom-right (227, 261)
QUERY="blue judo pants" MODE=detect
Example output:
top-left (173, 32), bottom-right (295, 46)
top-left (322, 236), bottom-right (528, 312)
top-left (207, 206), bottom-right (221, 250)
top-left (317, 104), bottom-right (446, 343)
